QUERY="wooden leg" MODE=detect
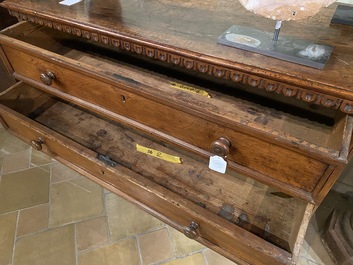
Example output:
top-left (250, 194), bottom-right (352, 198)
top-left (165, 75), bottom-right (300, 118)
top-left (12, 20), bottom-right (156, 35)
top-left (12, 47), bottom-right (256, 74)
top-left (323, 208), bottom-right (353, 265)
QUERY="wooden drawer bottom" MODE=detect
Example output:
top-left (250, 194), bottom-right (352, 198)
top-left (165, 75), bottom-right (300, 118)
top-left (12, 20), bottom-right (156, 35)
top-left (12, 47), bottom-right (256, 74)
top-left (0, 82), bottom-right (314, 265)
top-left (1, 22), bottom-right (348, 204)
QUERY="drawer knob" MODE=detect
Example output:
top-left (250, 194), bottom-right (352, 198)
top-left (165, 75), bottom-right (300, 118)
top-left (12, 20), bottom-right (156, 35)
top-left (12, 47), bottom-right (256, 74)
top-left (30, 138), bottom-right (45, 151)
top-left (183, 221), bottom-right (200, 239)
top-left (211, 137), bottom-right (231, 157)
top-left (40, 71), bottom-right (56, 86)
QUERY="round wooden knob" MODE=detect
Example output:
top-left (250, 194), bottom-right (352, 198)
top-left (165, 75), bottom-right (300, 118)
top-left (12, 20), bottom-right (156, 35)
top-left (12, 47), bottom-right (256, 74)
top-left (211, 137), bottom-right (231, 157)
top-left (183, 221), bottom-right (200, 239)
top-left (40, 71), bottom-right (56, 86)
top-left (30, 138), bottom-right (45, 151)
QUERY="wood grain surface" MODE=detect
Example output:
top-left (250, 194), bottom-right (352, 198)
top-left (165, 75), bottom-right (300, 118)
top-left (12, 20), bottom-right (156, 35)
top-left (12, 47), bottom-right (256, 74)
top-left (0, 82), bottom-right (310, 265)
top-left (1, 0), bottom-right (353, 113)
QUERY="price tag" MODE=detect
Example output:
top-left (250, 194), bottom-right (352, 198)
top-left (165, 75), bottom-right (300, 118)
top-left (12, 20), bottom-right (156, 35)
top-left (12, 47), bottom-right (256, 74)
top-left (59, 0), bottom-right (82, 6)
top-left (209, 155), bottom-right (227, 174)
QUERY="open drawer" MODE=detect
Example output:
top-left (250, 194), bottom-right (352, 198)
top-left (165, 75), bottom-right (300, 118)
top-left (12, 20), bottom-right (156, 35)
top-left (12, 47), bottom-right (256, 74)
top-left (0, 22), bottom-right (352, 204)
top-left (0, 82), bottom-right (314, 265)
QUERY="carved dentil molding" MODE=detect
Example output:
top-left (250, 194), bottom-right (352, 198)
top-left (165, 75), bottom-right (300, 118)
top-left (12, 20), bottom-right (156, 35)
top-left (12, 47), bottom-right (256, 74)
top-left (8, 9), bottom-right (353, 114)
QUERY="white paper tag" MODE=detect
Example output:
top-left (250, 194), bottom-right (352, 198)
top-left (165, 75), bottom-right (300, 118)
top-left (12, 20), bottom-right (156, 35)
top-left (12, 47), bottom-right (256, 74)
top-left (59, 0), bottom-right (82, 6)
top-left (209, 155), bottom-right (227, 174)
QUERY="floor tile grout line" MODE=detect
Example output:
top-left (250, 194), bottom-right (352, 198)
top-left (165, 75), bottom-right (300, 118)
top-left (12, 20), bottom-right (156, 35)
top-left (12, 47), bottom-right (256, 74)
top-left (151, 257), bottom-right (177, 265)
top-left (15, 226), bottom-right (49, 240)
top-left (77, 241), bottom-right (115, 255)
top-left (30, 161), bottom-right (55, 169)
top-left (102, 192), bottom-right (112, 245)
top-left (165, 225), bottom-right (177, 257)
top-left (29, 147), bottom-right (33, 171)
top-left (131, 225), bottom-right (168, 240)
top-left (202, 249), bottom-right (210, 265)
top-left (14, 222), bottom-right (77, 242)
top-left (100, 201), bottom-right (169, 243)
top-left (51, 176), bottom-right (81, 185)
top-left (151, 249), bottom-right (207, 265)
top-left (74, 223), bottom-right (79, 265)
top-left (172, 248), bottom-right (207, 260)
top-left (0, 129), bottom-right (339, 265)
top-left (102, 225), bottom-right (168, 247)
top-left (0, 147), bottom-right (31, 157)
top-left (50, 163), bottom-right (82, 184)
top-left (40, 213), bottom-right (107, 236)
top-left (1, 149), bottom-right (31, 175)
top-left (135, 236), bottom-right (144, 265)
top-left (0, 151), bottom-right (3, 176)
top-left (0, 159), bottom-right (53, 176)
top-left (142, 226), bottom-right (206, 265)
top-left (150, 254), bottom-right (180, 265)
top-left (10, 210), bottom-right (20, 265)
top-left (76, 235), bottom-right (142, 257)
top-left (0, 202), bottom-right (49, 218)
top-left (48, 159), bottom-right (53, 229)
top-left (74, 218), bottom-right (110, 252)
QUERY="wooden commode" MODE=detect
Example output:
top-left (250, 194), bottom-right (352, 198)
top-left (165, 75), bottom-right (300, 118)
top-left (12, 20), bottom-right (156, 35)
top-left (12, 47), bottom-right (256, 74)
top-left (0, 1), bottom-right (353, 264)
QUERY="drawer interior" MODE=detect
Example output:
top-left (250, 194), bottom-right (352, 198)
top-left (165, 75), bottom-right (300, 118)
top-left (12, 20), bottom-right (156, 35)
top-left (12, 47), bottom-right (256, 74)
top-left (0, 82), bottom-right (308, 254)
top-left (1, 22), bottom-right (352, 161)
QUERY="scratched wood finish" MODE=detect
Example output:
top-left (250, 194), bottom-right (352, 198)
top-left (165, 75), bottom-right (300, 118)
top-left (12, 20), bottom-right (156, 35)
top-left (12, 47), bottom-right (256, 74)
top-left (1, 44), bottom-right (331, 184)
top-left (0, 26), bottom-right (345, 204)
top-left (37, 101), bottom-right (305, 252)
top-left (1, 0), bottom-right (353, 113)
top-left (0, 82), bottom-right (313, 265)
top-left (0, 22), bottom-right (351, 204)
top-left (2, 23), bottom-right (348, 161)
top-left (0, 1), bottom-right (351, 264)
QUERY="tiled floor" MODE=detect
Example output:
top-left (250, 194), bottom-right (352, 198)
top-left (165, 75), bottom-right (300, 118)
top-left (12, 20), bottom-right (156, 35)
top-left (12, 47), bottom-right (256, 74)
top-left (0, 126), bottom-right (352, 265)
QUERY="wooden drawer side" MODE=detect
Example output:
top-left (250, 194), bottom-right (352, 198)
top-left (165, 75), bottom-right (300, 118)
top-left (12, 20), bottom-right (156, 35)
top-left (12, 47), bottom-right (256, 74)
top-left (0, 82), bottom-right (313, 265)
top-left (0, 24), bottom-right (349, 161)
top-left (0, 43), bottom-right (331, 203)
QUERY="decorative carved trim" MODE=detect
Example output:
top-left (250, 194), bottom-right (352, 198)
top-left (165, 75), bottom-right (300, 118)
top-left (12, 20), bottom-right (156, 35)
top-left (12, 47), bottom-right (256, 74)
top-left (8, 10), bottom-right (353, 114)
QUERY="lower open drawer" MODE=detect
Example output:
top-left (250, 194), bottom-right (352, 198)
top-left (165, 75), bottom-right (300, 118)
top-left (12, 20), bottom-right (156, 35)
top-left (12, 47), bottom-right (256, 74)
top-left (0, 82), bottom-right (314, 265)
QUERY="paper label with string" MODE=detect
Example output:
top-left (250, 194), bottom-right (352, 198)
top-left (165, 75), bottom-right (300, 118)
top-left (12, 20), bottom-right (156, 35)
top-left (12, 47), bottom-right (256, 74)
top-left (59, 0), bottom-right (82, 6)
top-left (209, 155), bottom-right (227, 174)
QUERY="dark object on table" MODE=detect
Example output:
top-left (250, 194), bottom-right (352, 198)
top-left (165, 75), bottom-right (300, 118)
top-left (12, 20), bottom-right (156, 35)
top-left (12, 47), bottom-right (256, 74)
top-left (331, 4), bottom-right (353, 26)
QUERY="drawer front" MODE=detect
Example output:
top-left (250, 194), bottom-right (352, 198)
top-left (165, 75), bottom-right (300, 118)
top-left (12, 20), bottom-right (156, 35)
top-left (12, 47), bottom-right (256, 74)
top-left (1, 44), bottom-right (329, 199)
top-left (0, 91), bottom-right (292, 265)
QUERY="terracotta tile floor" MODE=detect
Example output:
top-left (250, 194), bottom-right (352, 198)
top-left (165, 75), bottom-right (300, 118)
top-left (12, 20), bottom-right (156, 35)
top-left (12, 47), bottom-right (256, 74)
top-left (0, 126), bottom-right (352, 265)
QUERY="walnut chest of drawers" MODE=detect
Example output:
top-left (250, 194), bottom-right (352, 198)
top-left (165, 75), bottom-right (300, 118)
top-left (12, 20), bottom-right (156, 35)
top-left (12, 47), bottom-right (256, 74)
top-left (1, 1), bottom-right (353, 264)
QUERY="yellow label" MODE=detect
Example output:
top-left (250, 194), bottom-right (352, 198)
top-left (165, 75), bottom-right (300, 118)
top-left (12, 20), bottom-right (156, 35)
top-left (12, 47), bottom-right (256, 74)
top-left (170, 82), bottom-right (211, 98)
top-left (136, 144), bottom-right (182, 164)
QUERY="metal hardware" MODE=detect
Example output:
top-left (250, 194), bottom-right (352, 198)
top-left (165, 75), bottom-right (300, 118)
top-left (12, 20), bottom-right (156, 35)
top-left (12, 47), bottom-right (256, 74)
top-left (273, 20), bottom-right (282, 42)
top-left (183, 221), bottom-right (200, 239)
top-left (97, 154), bottom-right (117, 167)
top-left (210, 137), bottom-right (231, 157)
top-left (30, 137), bottom-right (45, 151)
top-left (40, 71), bottom-right (56, 86)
